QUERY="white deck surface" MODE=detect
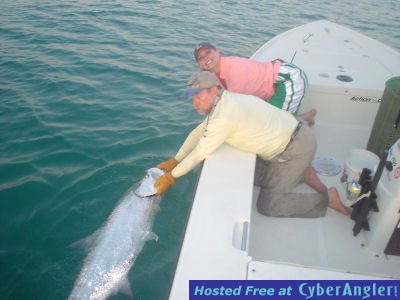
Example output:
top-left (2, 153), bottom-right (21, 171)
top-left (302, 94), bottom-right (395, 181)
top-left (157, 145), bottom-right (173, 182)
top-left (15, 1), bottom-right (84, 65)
top-left (248, 122), bottom-right (400, 280)
top-left (252, 20), bottom-right (400, 91)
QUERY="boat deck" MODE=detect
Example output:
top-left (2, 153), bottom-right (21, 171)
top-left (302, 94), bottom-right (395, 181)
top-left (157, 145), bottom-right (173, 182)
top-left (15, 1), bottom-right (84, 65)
top-left (169, 21), bottom-right (400, 300)
top-left (249, 122), bottom-right (400, 279)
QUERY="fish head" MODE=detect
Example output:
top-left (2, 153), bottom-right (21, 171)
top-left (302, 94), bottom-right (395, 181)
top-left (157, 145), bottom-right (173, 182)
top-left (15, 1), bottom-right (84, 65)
top-left (134, 168), bottom-right (165, 197)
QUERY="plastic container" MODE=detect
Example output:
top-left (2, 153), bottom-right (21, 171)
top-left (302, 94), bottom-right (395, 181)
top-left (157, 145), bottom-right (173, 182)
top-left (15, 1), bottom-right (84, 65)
top-left (367, 76), bottom-right (400, 157)
top-left (341, 149), bottom-right (380, 184)
top-left (344, 181), bottom-right (362, 207)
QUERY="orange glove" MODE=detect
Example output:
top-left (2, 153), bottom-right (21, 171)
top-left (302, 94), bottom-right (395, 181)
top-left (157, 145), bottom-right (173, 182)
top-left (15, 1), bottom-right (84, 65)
top-left (156, 157), bottom-right (178, 172)
top-left (154, 173), bottom-right (176, 195)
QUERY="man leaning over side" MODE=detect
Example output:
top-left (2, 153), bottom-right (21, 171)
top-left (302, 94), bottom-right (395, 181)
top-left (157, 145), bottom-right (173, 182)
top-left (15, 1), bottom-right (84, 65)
top-left (154, 71), bottom-right (350, 217)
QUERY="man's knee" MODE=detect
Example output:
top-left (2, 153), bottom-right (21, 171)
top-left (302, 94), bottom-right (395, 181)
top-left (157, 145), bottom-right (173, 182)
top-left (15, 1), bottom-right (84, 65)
top-left (256, 191), bottom-right (286, 217)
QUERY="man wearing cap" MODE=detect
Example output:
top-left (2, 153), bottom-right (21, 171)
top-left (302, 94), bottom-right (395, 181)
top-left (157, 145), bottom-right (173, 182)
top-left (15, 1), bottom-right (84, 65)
top-left (154, 71), bottom-right (350, 217)
top-left (193, 42), bottom-right (317, 126)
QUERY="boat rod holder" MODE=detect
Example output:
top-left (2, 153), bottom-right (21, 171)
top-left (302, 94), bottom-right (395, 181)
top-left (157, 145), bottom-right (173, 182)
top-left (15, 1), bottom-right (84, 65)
top-left (351, 147), bottom-right (390, 236)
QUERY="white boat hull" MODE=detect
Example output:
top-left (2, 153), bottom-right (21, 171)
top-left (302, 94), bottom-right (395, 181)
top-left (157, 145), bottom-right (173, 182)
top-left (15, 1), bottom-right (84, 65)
top-left (169, 20), bottom-right (400, 300)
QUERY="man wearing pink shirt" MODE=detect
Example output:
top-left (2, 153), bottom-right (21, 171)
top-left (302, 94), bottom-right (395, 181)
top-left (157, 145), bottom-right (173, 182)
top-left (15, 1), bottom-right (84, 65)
top-left (194, 42), bottom-right (316, 126)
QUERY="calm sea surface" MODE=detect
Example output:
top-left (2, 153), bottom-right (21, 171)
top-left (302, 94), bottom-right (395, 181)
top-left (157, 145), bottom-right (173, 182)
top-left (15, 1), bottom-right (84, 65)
top-left (1, 1), bottom-right (399, 299)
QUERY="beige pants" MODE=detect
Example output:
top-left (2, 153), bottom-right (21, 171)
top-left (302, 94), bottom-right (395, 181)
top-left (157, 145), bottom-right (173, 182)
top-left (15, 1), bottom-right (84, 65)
top-left (255, 125), bottom-right (328, 218)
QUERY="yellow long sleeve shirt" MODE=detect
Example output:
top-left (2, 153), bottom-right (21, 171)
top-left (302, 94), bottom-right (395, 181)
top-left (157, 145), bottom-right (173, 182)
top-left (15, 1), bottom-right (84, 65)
top-left (171, 91), bottom-right (298, 178)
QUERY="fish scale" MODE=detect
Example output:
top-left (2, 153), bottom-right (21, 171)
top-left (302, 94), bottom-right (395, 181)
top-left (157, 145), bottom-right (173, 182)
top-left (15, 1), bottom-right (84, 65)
top-left (69, 168), bottom-right (164, 300)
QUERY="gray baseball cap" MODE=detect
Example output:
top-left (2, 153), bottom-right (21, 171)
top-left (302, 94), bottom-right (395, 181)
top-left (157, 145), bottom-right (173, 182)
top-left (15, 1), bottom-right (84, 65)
top-left (194, 42), bottom-right (216, 61)
top-left (181, 71), bottom-right (219, 99)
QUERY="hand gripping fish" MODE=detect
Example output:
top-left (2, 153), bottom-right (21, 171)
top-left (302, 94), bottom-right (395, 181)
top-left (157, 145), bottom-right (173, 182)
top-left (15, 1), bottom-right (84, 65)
top-left (68, 168), bottom-right (165, 300)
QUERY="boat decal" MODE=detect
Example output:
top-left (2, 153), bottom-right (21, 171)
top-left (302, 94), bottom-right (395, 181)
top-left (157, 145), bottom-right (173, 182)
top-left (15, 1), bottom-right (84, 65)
top-left (349, 96), bottom-right (381, 103)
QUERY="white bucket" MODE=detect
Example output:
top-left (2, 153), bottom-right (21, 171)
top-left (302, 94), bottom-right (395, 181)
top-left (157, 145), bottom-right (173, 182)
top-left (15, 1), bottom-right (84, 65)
top-left (341, 149), bottom-right (380, 184)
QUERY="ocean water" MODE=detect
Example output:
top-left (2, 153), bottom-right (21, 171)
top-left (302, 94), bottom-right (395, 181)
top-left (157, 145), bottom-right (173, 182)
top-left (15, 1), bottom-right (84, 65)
top-left (0, 1), bottom-right (399, 299)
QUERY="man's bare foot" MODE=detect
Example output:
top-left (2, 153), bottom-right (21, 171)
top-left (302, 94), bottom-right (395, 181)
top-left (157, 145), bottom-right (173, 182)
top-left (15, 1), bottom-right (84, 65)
top-left (328, 187), bottom-right (351, 215)
top-left (305, 166), bottom-right (327, 193)
top-left (299, 109), bottom-right (317, 127)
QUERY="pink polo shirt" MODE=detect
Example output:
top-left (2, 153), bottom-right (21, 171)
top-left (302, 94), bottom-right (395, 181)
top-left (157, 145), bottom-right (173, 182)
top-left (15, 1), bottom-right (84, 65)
top-left (218, 56), bottom-right (281, 100)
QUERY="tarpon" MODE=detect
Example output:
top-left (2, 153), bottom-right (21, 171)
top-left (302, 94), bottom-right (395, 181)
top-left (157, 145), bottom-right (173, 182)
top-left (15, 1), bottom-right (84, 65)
top-left (68, 168), bottom-right (165, 300)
